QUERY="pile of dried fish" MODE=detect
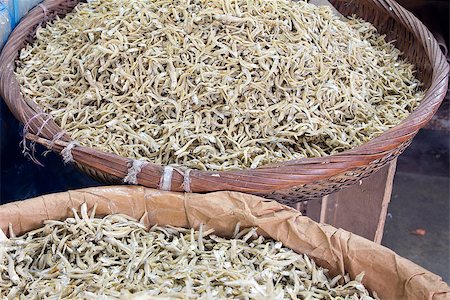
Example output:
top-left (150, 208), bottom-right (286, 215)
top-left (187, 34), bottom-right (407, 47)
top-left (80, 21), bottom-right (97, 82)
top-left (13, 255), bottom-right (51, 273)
top-left (0, 203), bottom-right (376, 299)
top-left (16, 0), bottom-right (424, 170)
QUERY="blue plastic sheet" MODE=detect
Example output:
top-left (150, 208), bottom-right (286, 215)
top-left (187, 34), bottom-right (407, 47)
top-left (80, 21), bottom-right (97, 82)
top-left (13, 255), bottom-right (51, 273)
top-left (0, 1), bottom-right (12, 50)
top-left (0, 0), bottom-right (99, 204)
top-left (0, 0), bottom-right (44, 50)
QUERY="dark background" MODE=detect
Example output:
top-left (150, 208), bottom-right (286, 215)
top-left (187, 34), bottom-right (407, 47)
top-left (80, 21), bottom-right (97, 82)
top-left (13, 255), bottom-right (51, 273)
top-left (0, 100), bottom-right (99, 201)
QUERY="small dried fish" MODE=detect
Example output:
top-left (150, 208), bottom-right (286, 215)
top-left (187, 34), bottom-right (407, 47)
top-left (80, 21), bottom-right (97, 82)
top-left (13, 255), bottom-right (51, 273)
top-left (0, 204), bottom-right (377, 299)
top-left (15, 0), bottom-right (424, 171)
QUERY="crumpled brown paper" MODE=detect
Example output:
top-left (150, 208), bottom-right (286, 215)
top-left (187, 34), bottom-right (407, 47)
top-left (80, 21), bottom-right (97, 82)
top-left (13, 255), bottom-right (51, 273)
top-left (0, 186), bottom-right (448, 299)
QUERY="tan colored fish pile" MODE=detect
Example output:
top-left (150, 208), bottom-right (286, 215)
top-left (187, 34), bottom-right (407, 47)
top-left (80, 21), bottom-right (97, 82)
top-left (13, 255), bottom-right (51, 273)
top-left (0, 203), bottom-right (376, 299)
top-left (15, 0), bottom-right (424, 171)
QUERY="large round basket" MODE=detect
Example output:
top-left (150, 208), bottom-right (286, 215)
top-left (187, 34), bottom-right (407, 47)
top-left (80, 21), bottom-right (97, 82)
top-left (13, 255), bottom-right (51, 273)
top-left (0, 186), bottom-right (449, 299)
top-left (0, 0), bottom-right (448, 205)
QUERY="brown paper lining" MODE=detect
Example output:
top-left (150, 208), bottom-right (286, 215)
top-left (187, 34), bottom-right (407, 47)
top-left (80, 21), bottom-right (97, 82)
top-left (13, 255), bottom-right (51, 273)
top-left (0, 186), bottom-right (448, 299)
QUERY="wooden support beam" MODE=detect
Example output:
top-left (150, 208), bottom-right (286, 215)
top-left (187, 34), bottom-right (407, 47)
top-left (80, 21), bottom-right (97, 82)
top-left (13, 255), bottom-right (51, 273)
top-left (302, 160), bottom-right (397, 243)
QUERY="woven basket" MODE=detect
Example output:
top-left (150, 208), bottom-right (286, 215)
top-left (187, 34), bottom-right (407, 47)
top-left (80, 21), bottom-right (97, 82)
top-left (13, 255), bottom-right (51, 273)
top-left (0, 0), bottom-right (448, 205)
top-left (1, 186), bottom-right (449, 299)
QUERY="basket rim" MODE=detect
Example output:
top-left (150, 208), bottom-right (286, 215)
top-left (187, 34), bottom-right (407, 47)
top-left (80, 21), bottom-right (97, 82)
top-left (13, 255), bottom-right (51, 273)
top-left (0, 0), bottom-right (448, 195)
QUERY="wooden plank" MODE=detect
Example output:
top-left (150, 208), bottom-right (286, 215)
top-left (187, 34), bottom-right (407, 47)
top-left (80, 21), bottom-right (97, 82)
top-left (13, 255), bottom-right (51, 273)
top-left (305, 198), bottom-right (322, 222)
top-left (373, 160), bottom-right (397, 243)
top-left (311, 160), bottom-right (397, 242)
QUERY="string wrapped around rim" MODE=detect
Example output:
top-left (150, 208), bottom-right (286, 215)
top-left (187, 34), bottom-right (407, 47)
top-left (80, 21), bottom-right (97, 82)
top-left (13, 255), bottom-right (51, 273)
top-left (159, 166), bottom-right (174, 191)
top-left (172, 167), bottom-right (193, 193)
top-left (182, 169), bottom-right (192, 193)
top-left (20, 112), bottom-right (52, 166)
top-left (123, 159), bottom-right (149, 185)
top-left (38, 4), bottom-right (48, 17)
top-left (37, 3), bottom-right (49, 24)
top-left (49, 131), bottom-right (66, 148)
top-left (41, 131), bottom-right (66, 156)
top-left (60, 140), bottom-right (79, 164)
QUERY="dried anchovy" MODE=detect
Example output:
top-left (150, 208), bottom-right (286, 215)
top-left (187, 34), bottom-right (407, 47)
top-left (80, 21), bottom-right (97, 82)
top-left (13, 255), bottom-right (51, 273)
top-left (15, 0), bottom-right (424, 171)
top-left (0, 203), bottom-right (378, 299)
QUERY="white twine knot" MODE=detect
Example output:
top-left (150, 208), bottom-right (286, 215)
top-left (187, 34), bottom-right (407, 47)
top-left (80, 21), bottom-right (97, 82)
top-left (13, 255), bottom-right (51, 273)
top-left (182, 169), bottom-right (192, 193)
top-left (38, 4), bottom-right (48, 18)
top-left (20, 112), bottom-right (52, 166)
top-left (48, 131), bottom-right (66, 149)
top-left (61, 141), bottom-right (80, 164)
top-left (123, 159), bottom-right (148, 185)
top-left (159, 167), bottom-right (192, 192)
top-left (159, 166), bottom-right (174, 191)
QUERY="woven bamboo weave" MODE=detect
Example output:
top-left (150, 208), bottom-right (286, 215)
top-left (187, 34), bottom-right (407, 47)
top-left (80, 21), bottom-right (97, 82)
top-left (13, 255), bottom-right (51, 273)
top-left (0, 0), bottom-right (448, 205)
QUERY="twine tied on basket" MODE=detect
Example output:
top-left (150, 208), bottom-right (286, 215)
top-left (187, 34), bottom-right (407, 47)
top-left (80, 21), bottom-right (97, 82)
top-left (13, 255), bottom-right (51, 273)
top-left (159, 166), bottom-right (174, 191)
top-left (123, 161), bottom-right (192, 192)
top-left (182, 168), bottom-right (192, 193)
top-left (20, 112), bottom-right (52, 166)
top-left (61, 141), bottom-right (80, 164)
top-left (123, 159), bottom-right (149, 185)
top-left (37, 3), bottom-right (50, 24)
top-left (167, 167), bottom-right (192, 192)
top-left (159, 166), bottom-right (192, 192)
top-left (50, 131), bottom-right (66, 147)
top-left (41, 131), bottom-right (67, 157)
top-left (38, 4), bottom-right (48, 17)
top-left (20, 112), bottom-right (79, 165)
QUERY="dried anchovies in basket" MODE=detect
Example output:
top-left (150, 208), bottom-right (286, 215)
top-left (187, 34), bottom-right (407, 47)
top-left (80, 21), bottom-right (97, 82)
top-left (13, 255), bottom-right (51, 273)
top-left (15, 0), bottom-right (424, 170)
top-left (0, 203), bottom-right (377, 299)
